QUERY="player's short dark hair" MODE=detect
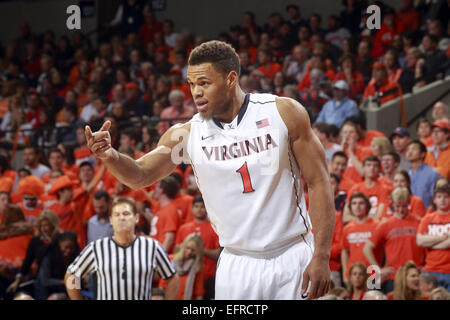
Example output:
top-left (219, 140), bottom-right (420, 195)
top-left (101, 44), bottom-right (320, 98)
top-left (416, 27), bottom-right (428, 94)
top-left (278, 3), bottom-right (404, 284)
top-left (362, 155), bottom-right (381, 166)
top-left (381, 151), bottom-right (400, 163)
top-left (111, 197), bottom-right (137, 215)
top-left (160, 176), bottom-right (180, 199)
top-left (331, 151), bottom-right (348, 161)
top-left (349, 192), bottom-right (371, 215)
top-left (94, 189), bottom-right (110, 202)
top-left (193, 195), bottom-right (204, 204)
top-left (188, 40), bottom-right (240, 76)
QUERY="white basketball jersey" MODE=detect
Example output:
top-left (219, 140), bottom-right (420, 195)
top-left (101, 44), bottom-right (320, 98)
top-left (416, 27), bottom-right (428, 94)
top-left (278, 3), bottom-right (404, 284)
top-left (187, 93), bottom-right (311, 254)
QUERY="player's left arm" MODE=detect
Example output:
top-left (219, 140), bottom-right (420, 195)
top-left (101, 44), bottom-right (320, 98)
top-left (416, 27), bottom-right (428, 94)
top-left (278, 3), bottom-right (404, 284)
top-left (276, 97), bottom-right (334, 300)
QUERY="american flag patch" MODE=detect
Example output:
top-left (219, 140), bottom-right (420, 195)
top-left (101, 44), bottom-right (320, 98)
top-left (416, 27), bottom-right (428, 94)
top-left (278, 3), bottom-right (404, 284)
top-left (256, 118), bottom-right (269, 128)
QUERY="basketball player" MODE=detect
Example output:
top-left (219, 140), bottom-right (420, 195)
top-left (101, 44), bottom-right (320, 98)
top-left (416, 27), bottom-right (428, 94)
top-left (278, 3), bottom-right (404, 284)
top-left (85, 40), bottom-right (334, 300)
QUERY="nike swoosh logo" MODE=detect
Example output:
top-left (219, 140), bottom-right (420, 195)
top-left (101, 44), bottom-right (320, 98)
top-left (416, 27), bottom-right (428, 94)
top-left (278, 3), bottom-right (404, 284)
top-left (201, 135), bottom-right (214, 140)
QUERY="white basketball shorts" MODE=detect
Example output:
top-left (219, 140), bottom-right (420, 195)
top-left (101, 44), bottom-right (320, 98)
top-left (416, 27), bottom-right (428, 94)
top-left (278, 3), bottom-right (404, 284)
top-left (215, 233), bottom-right (314, 300)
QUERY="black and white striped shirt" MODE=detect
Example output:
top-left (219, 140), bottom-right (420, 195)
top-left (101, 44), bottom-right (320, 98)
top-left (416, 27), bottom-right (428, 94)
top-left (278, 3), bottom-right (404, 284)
top-left (67, 236), bottom-right (176, 300)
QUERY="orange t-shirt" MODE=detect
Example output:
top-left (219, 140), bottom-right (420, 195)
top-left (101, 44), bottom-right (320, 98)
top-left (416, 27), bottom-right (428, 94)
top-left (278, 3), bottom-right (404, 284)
top-left (47, 201), bottom-right (84, 248)
top-left (0, 233), bottom-right (33, 263)
top-left (339, 175), bottom-right (357, 194)
top-left (172, 193), bottom-right (194, 225)
top-left (343, 147), bottom-right (372, 183)
top-left (418, 211), bottom-right (450, 273)
top-left (370, 215), bottom-right (425, 280)
top-left (378, 175), bottom-right (394, 194)
top-left (257, 62), bottom-right (282, 79)
top-left (342, 218), bottom-right (380, 277)
top-left (424, 144), bottom-right (450, 178)
top-left (330, 212), bottom-right (343, 272)
top-left (380, 195), bottom-right (426, 220)
top-left (358, 130), bottom-right (386, 148)
top-left (346, 181), bottom-right (390, 217)
top-left (175, 220), bottom-right (220, 280)
top-left (151, 202), bottom-right (181, 254)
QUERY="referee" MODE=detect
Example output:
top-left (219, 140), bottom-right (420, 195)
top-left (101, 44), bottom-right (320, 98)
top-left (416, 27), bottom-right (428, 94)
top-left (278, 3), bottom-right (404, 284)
top-left (64, 197), bottom-right (179, 300)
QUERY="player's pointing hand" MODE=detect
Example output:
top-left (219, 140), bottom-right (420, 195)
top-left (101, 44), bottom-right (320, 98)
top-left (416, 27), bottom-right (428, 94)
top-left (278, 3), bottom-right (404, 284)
top-left (85, 121), bottom-right (116, 160)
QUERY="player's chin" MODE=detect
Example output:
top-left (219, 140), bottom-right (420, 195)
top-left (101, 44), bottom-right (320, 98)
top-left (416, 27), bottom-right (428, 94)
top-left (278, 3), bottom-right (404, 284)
top-left (198, 109), bottom-right (212, 120)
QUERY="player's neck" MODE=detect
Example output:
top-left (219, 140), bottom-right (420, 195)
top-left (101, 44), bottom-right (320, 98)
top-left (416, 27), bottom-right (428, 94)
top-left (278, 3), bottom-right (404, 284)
top-left (213, 88), bottom-right (246, 123)
top-left (113, 232), bottom-right (136, 246)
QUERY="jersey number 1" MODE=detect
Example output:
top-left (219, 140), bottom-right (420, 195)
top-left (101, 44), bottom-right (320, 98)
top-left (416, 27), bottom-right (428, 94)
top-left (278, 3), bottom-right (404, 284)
top-left (236, 161), bottom-right (255, 193)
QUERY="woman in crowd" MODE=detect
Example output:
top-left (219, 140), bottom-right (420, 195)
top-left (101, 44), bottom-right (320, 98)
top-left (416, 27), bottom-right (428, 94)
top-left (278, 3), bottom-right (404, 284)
top-left (388, 260), bottom-right (426, 300)
top-left (34, 231), bottom-right (79, 300)
top-left (346, 262), bottom-right (368, 300)
top-left (6, 210), bottom-right (61, 296)
top-left (160, 233), bottom-right (205, 300)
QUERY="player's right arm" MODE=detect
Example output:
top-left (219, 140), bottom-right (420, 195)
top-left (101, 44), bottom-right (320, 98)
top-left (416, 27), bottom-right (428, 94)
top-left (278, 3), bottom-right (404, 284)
top-left (85, 121), bottom-right (191, 190)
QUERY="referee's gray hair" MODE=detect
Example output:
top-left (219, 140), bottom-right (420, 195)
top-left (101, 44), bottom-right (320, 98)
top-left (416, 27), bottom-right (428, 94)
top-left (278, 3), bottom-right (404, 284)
top-left (168, 89), bottom-right (185, 101)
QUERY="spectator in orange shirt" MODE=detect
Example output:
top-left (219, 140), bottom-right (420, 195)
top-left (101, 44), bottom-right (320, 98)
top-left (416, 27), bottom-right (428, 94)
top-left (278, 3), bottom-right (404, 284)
top-left (380, 170), bottom-right (426, 220)
top-left (372, 7), bottom-right (400, 59)
top-left (175, 195), bottom-right (220, 299)
top-left (16, 175), bottom-right (45, 221)
top-left (340, 120), bottom-right (372, 182)
top-left (341, 192), bottom-right (380, 283)
top-left (378, 151), bottom-right (400, 192)
top-left (417, 184), bottom-right (450, 290)
top-left (425, 119), bottom-right (450, 178)
top-left (160, 233), bottom-right (204, 300)
top-left (362, 61), bottom-right (400, 106)
top-left (252, 45), bottom-right (282, 80)
top-left (388, 261), bottom-right (425, 299)
top-left (41, 149), bottom-right (77, 185)
top-left (395, 0), bottom-right (419, 33)
top-left (47, 175), bottom-right (84, 248)
top-left (329, 151), bottom-right (356, 194)
top-left (343, 156), bottom-right (390, 223)
top-left (150, 176), bottom-right (182, 254)
top-left (416, 118), bottom-right (434, 147)
top-left (169, 68), bottom-right (192, 102)
top-left (334, 54), bottom-right (365, 100)
top-left (364, 187), bottom-right (425, 294)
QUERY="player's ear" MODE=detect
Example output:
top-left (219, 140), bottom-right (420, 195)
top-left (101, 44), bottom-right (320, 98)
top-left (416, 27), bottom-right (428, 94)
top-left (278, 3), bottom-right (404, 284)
top-left (227, 71), bottom-right (239, 88)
